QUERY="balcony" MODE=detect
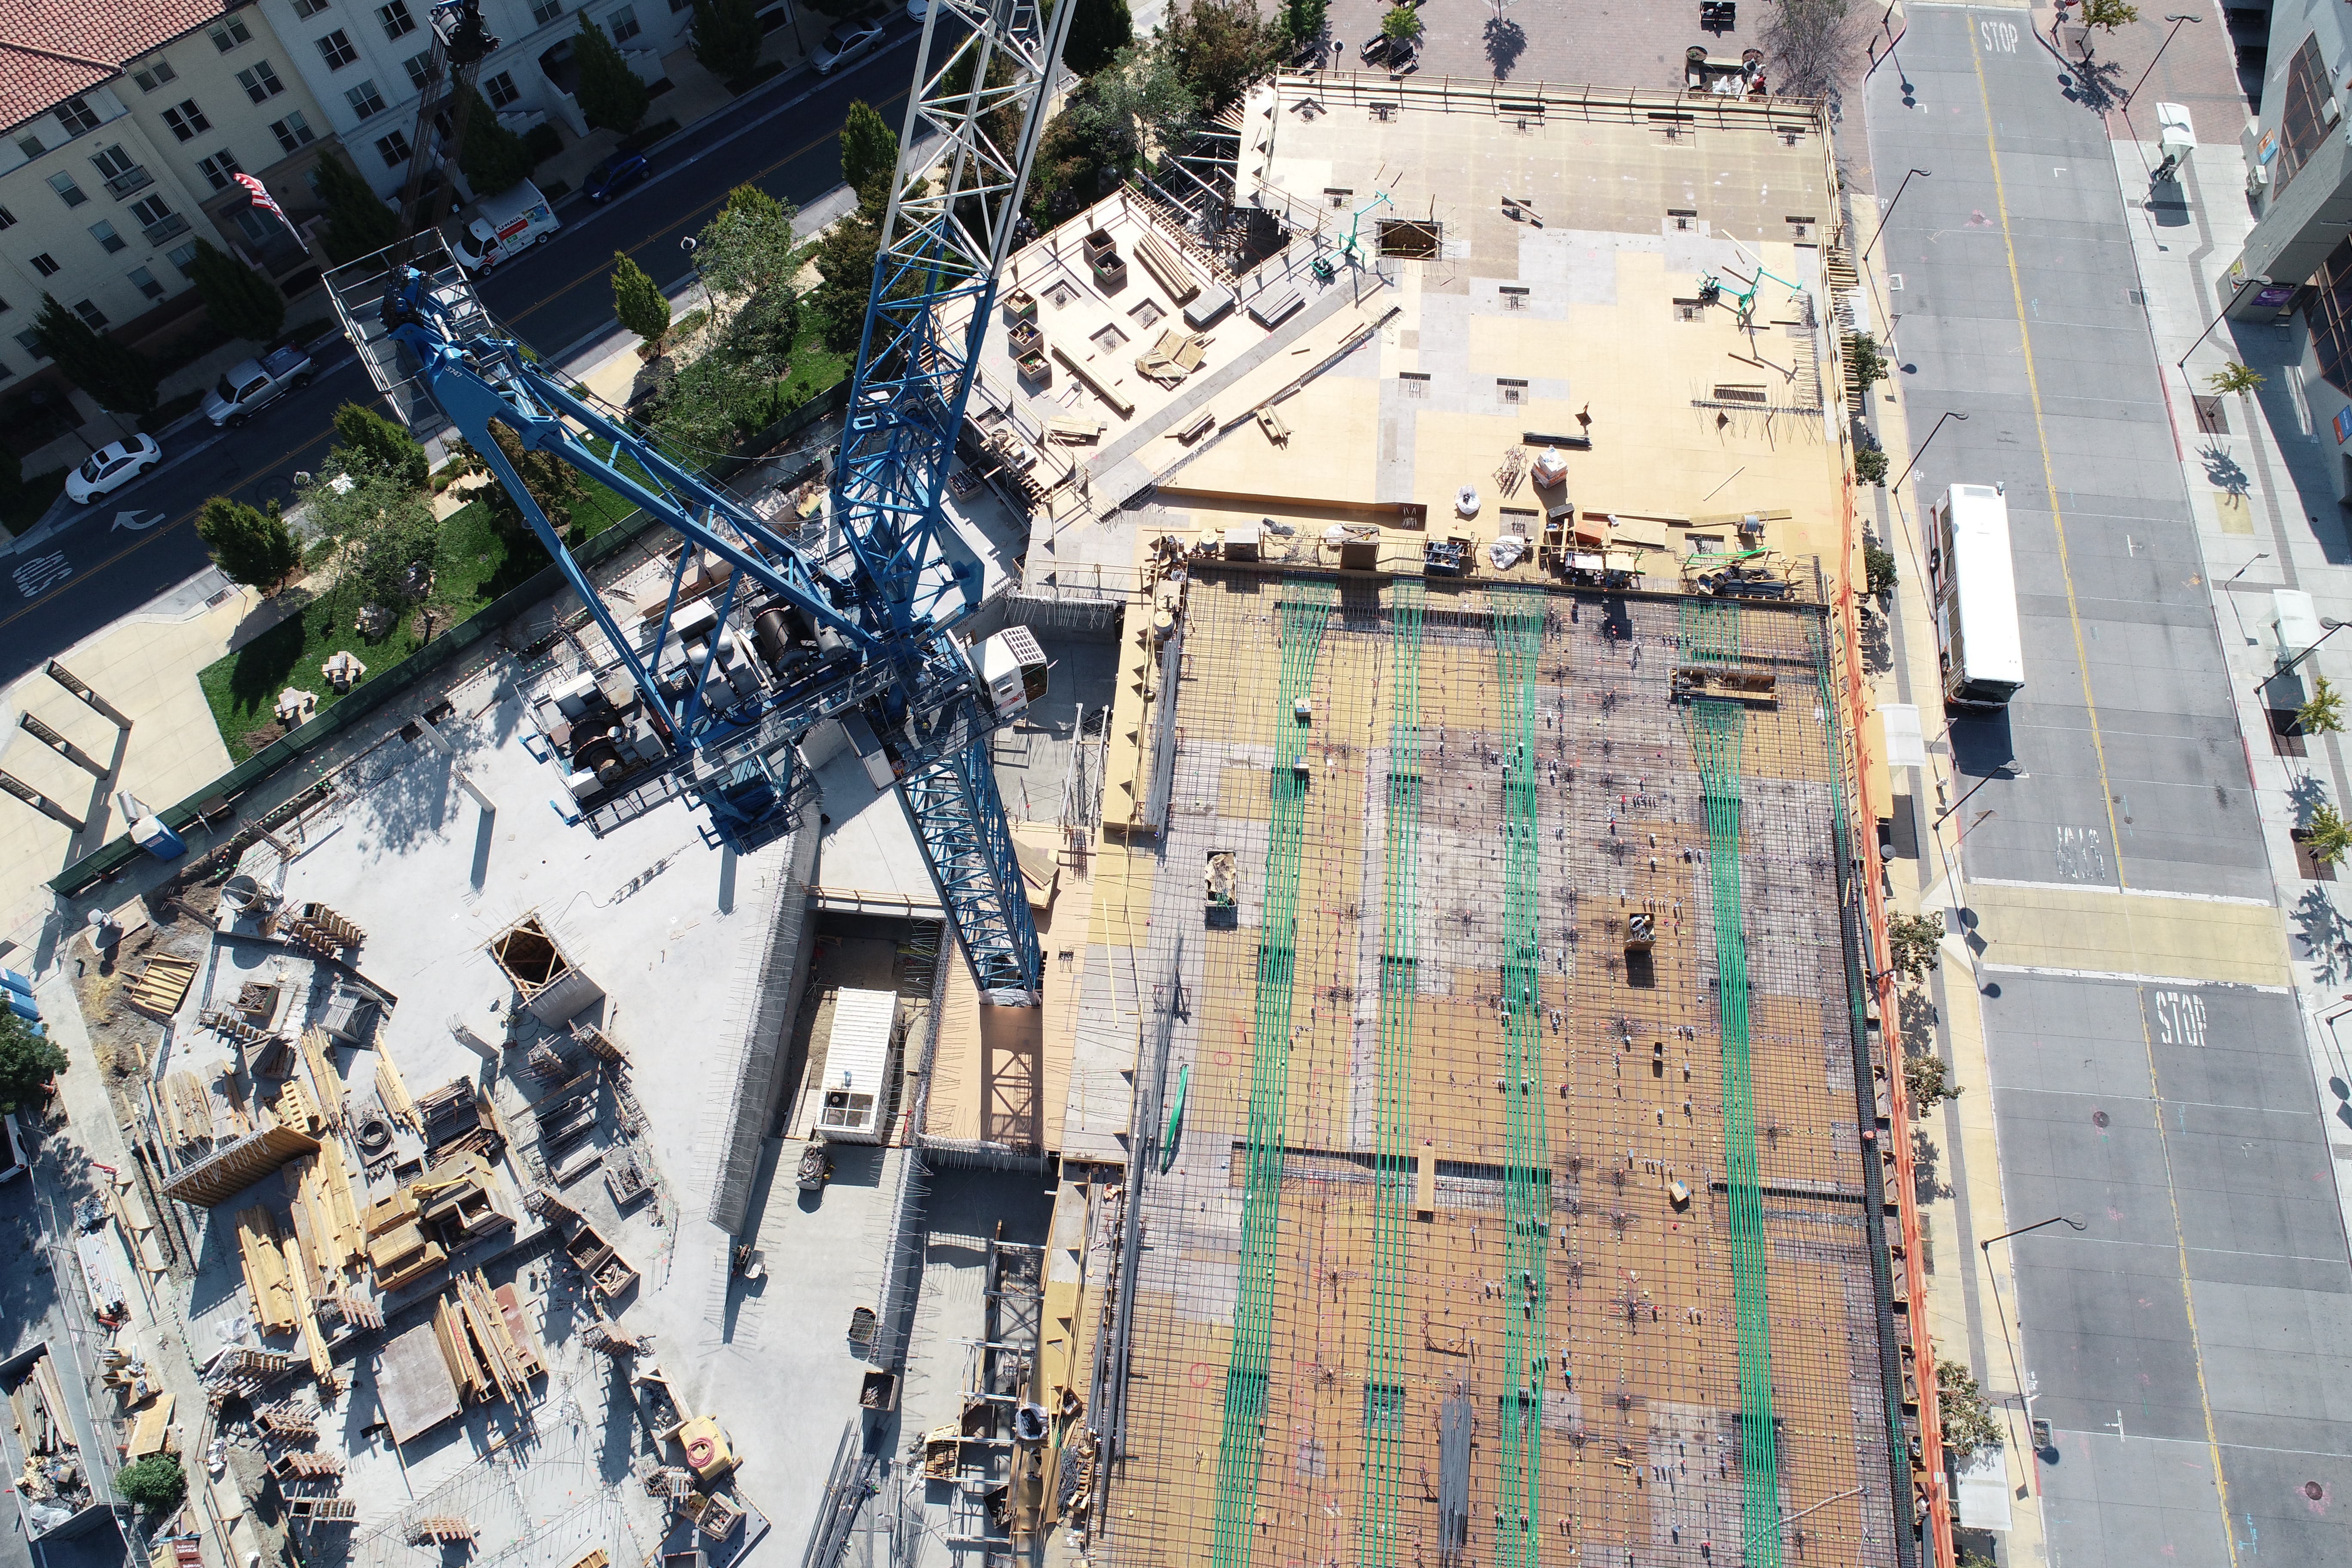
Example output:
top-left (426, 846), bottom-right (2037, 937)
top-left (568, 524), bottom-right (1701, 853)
top-left (140, 212), bottom-right (189, 245)
top-left (102, 165), bottom-right (151, 200)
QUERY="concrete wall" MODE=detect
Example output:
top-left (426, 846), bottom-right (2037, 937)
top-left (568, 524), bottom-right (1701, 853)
top-left (705, 816), bottom-right (821, 1235)
top-left (2239, 0), bottom-right (2352, 286)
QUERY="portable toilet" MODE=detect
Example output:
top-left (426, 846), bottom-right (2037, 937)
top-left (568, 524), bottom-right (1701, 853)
top-left (132, 814), bottom-right (186, 861)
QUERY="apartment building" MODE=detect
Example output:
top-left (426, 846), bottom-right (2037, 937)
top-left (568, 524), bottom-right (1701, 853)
top-left (254, 0), bottom-right (696, 200)
top-left (0, 2), bottom-right (344, 379)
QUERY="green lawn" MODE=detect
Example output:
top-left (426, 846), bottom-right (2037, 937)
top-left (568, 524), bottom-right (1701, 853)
top-left (200, 501), bottom-right (511, 761)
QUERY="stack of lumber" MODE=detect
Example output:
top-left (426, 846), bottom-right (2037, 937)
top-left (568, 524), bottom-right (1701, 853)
top-left (159, 1072), bottom-right (216, 1152)
top-left (125, 956), bottom-right (199, 1018)
top-left (432, 1272), bottom-right (543, 1409)
top-left (236, 1208), bottom-right (300, 1333)
top-left (1133, 233), bottom-right (1200, 304)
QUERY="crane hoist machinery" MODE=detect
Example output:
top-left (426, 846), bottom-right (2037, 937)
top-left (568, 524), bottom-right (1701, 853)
top-left (325, 0), bottom-right (1076, 1002)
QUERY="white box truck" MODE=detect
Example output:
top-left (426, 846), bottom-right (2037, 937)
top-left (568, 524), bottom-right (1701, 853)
top-left (1927, 482), bottom-right (2026, 710)
top-left (454, 179), bottom-right (558, 273)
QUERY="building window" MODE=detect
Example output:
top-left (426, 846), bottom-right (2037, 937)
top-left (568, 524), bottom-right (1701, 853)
top-left (379, 0), bottom-right (417, 39)
top-left (130, 194), bottom-right (172, 227)
top-left (271, 112), bottom-right (316, 153)
top-left (198, 150), bottom-right (242, 190)
top-left (55, 97), bottom-right (101, 137)
top-left (132, 61), bottom-right (177, 92)
top-left (167, 241), bottom-right (199, 278)
top-left (2276, 36), bottom-right (2332, 196)
top-left (162, 101), bottom-right (211, 140)
top-left (238, 61), bottom-right (285, 102)
top-left (404, 50), bottom-right (433, 91)
top-left (484, 70), bottom-right (521, 107)
top-left (47, 172), bottom-right (86, 207)
top-left (129, 267), bottom-right (164, 301)
top-left (15, 135), bottom-right (40, 159)
top-left (318, 29), bottom-right (359, 69)
top-left (346, 79), bottom-right (386, 118)
top-left (17, 329), bottom-right (44, 358)
top-left (532, 0), bottom-right (564, 24)
top-left (0, 206), bottom-right (15, 230)
top-left (377, 129), bottom-right (412, 166)
top-left (293, 0), bottom-right (332, 15)
top-left (90, 144), bottom-right (135, 180)
top-left (608, 4), bottom-right (640, 42)
top-left (88, 220), bottom-right (125, 253)
top-left (71, 300), bottom-right (106, 329)
top-left (28, 254), bottom-right (58, 277)
top-left (2309, 236), bottom-right (2352, 395)
top-left (208, 15), bottom-right (253, 51)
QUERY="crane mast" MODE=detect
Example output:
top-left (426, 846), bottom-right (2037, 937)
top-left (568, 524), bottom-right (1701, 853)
top-left (327, 0), bottom-right (1073, 1003)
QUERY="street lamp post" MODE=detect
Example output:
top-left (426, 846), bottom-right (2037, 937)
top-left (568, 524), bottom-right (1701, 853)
top-left (2123, 15), bottom-right (2203, 110)
top-left (2256, 616), bottom-right (2349, 698)
top-left (1933, 761), bottom-right (2024, 827)
top-left (1980, 1215), bottom-right (2088, 1449)
top-left (1890, 410), bottom-right (1969, 497)
top-left (1862, 168), bottom-right (1930, 265)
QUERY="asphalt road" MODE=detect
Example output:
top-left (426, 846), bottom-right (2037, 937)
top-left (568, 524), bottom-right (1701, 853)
top-left (1867, 9), bottom-right (2352, 1565)
top-left (0, 22), bottom-right (934, 688)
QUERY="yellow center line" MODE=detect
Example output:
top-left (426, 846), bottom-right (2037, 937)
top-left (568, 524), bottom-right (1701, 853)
top-left (2131, 988), bottom-right (2242, 1568)
top-left (3, 85), bottom-right (910, 640)
top-left (1966, 25), bottom-right (2239, 1568)
top-left (506, 86), bottom-right (911, 327)
top-left (1965, 24), bottom-right (2128, 886)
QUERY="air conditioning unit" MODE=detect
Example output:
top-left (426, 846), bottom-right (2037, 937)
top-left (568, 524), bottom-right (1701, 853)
top-left (2248, 162), bottom-right (2271, 195)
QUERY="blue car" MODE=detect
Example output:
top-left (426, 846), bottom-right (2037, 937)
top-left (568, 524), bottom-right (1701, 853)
top-left (585, 150), bottom-right (650, 202)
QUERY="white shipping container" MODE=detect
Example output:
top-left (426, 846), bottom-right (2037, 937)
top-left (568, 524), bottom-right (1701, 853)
top-left (815, 989), bottom-right (899, 1142)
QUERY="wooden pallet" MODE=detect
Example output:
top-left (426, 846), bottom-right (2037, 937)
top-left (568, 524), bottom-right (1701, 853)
top-left (126, 956), bottom-right (199, 1017)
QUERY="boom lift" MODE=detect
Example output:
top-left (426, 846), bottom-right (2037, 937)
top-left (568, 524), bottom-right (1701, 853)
top-left (392, 0), bottom-right (502, 244)
top-left (325, 0), bottom-right (1076, 1001)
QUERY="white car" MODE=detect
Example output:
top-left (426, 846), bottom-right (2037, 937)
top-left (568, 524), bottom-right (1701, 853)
top-left (813, 18), bottom-right (886, 73)
top-left (906, 0), bottom-right (929, 18)
top-left (65, 434), bottom-right (161, 505)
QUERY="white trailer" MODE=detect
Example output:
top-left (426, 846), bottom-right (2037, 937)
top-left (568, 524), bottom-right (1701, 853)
top-left (1927, 483), bottom-right (2025, 710)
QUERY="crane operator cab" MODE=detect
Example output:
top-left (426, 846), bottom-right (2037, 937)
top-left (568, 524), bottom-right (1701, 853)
top-left (977, 626), bottom-right (1049, 721)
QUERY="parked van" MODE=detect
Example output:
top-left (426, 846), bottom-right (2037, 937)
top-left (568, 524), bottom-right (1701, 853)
top-left (454, 179), bottom-right (557, 272)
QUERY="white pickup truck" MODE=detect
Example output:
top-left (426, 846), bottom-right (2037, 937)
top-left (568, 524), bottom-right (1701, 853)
top-left (203, 343), bottom-right (313, 427)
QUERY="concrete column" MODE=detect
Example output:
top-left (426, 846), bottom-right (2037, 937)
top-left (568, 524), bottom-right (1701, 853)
top-left (0, 770), bottom-right (84, 832)
top-left (18, 713), bottom-right (109, 778)
top-left (43, 660), bottom-right (131, 728)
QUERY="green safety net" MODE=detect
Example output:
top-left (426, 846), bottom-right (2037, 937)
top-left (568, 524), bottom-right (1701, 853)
top-left (1210, 582), bottom-right (1334, 1568)
top-left (1492, 587), bottom-right (1549, 1568)
top-left (1359, 580), bottom-right (1424, 1568)
top-left (1685, 695), bottom-right (1783, 1568)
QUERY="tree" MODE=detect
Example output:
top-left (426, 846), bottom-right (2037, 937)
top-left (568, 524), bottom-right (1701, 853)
top-left (2305, 802), bottom-right (2352, 866)
top-left (457, 86), bottom-right (535, 196)
top-left (329, 402), bottom-right (430, 492)
top-left (613, 252), bottom-right (671, 349)
top-left (298, 470), bottom-right (441, 617)
top-left (481, 420), bottom-right (581, 554)
top-left (840, 100), bottom-right (899, 196)
top-left (114, 1454), bottom-right (186, 1514)
top-left (808, 204), bottom-right (879, 355)
top-left (2299, 675), bottom-right (2346, 736)
top-left (0, 1013), bottom-right (66, 1117)
top-left (185, 239), bottom-right (286, 345)
top-left (314, 151), bottom-right (398, 264)
top-left (1903, 1051), bottom-right (1958, 1110)
top-left (1029, 44), bottom-right (1197, 223)
top-left (698, 184), bottom-right (802, 303)
top-left (574, 15), bottom-right (649, 135)
top-left (1282, 0), bottom-right (1328, 54)
top-left (197, 496), bottom-right (299, 591)
top-left (1064, 0), bottom-right (1136, 76)
top-left (1865, 539), bottom-right (1897, 592)
top-left (1164, 0), bottom-right (1286, 116)
top-left (1379, 5), bottom-right (1422, 45)
top-left (1855, 446), bottom-right (1890, 487)
top-left (1935, 1360), bottom-right (2004, 1464)
top-left (1761, 0), bottom-right (1865, 103)
top-left (691, 0), bottom-right (765, 80)
top-left (2208, 361), bottom-right (2265, 396)
top-left (2081, 0), bottom-right (2140, 31)
top-left (1846, 331), bottom-right (1888, 387)
top-left (1887, 911), bottom-right (1945, 980)
top-left (34, 296), bottom-right (158, 424)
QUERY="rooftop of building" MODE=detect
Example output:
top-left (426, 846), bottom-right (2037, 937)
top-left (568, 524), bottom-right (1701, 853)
top-left (0, 0), bottom-right (229, 132)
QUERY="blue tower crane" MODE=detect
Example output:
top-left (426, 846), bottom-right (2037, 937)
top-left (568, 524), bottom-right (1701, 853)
top-left (327, 0), bottom-right (1076, 1004)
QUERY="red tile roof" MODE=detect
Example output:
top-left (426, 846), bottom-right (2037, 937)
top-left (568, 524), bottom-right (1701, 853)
top-left (0, 0), bottom-right (231, 133)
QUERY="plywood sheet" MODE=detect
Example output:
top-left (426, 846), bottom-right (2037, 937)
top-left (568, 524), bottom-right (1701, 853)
top-left (375, 1322), bottom-right (459, 1446)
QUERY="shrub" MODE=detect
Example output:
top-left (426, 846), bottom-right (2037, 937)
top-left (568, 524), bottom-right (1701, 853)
top-left (574, 15), bottom-right (650, 135)
top-left (329, 402), bottom-right (430, 492)
top-left (115, 1454), bottom-right (186, 1513)
top-left (1903, 1052), bottom-right (1957, 1110)
top-left (1936, 1360), bottom-right (2004, 1464)
top-left (0, 1013), bottom-right (66, 1116)
top-left (197, 496), bottom-right (300, 591)
top-left (1864, 540), bottom-right (1896, 593)
top-left (525, 122), bottom-right (563, 163)
top-left (692, 0), bottom-right (764, 80)
top-left (1887, 911), bottom-right (1944, 980)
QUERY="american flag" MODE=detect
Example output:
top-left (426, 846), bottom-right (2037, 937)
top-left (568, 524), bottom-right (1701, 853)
top-left (233, 172), bottom-right (307, 251)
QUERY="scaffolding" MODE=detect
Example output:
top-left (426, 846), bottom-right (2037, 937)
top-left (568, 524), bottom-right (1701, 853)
top-left (1096, 572), bottom-right (1902, 1568)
